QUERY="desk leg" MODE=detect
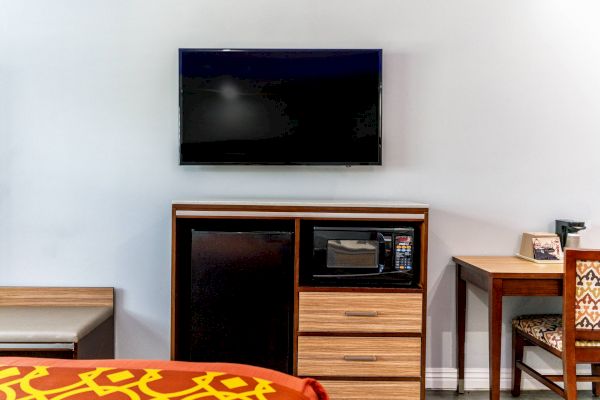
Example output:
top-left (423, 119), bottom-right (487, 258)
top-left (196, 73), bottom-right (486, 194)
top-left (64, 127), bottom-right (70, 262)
top-left (592, 364), bottom-right (600, 396)
top-left (456, 264), bottom-right (466, 394)
top-left (488, 279), bottom-right (503, 400)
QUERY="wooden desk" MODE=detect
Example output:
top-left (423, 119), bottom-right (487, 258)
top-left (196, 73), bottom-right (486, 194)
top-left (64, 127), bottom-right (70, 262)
top-left (454, 256), bottom-right (563, 400)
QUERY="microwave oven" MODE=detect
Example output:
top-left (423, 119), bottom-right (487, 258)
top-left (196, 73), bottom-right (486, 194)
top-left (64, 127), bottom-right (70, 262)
top-left (304, 226), bottom-right (417, 287)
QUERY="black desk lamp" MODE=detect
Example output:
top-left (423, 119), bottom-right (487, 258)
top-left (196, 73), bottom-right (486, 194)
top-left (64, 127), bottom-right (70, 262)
top-left (555, 219), bottom-right (586, 249)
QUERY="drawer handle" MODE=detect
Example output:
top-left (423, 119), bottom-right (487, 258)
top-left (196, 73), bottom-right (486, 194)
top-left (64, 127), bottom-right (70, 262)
top-left (344, 311), bottom-right (379, 317)
top-left (343, 355), bottom-right (378, 362)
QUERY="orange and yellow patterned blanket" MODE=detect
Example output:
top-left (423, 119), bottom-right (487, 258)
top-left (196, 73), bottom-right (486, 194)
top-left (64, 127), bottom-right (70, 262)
top-left (0, 358), bottom-right (328, 400)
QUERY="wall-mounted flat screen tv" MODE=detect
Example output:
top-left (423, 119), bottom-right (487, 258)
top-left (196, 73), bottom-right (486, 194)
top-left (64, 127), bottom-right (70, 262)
top-left (179, 49), bottom-right (382, 165)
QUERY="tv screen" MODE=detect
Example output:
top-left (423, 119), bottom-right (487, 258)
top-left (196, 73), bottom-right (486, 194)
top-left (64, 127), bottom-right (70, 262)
top-left (179, 49), bottom-right (382, 165)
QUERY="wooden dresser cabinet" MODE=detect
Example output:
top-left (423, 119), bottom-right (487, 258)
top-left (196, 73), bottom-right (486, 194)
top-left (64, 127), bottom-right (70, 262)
top-left (171, 201), bottom-right (428, 400)
top-left (297, 291), bottom-right (423, 399)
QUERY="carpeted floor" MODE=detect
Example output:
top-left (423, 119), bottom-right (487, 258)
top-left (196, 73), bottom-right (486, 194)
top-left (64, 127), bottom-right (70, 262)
top-left (426, 390), bottom-right (595, 399)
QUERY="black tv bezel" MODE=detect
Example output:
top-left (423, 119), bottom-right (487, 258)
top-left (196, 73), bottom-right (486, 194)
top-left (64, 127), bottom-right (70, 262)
top-left (178, 48), bottom-right (383, 166)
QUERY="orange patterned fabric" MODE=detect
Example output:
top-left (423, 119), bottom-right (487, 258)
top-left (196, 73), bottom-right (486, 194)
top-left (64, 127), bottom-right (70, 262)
top-left (0, 358), bottom-right (328, 400)
top-left (576, 259), bottom-right (600, 329)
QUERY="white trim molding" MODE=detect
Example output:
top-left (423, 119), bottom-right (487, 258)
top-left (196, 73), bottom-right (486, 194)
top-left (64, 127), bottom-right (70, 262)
top-left (175, 210), bottom-right (425, 220)
top-left (426, 367), bottom-right (591, 391)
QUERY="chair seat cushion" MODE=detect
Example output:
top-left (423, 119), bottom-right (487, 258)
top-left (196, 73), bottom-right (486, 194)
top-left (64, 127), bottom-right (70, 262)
top-left (513, 314), bottom-right (600, 352)
top-left (0, 306), bottom-right (113, 343)
top-left (513, 314), bottom-right (564, 351)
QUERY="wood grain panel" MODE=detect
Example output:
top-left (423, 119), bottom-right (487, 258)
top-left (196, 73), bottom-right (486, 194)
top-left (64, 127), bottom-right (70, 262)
top-left (299, 292), bottom-right (421, 333)
top-left (502, 279), bottom-right (562, 296)
top-left (299, 287), bottom-right (423, 293)
top-left (453, 256), bottom-right (563, 277)
top-left (297, 336), bottom-right (421, 377)
top-left (318, 380), bottom-right (420, 400)
top-left (0, 287), bottom-right (114, 307)
top-left (459, 265), bottom-right (489, 291)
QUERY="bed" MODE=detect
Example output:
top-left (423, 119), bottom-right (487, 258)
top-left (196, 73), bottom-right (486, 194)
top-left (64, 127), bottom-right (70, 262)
top-left (0, 357), bottom-right (329, 400)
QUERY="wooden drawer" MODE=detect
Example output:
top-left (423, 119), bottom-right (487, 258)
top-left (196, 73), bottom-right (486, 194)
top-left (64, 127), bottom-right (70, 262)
top-left (297, 336), bottom-right (421, 377)
top-left (318, 380), bottom-right (420, 400)
top-left (299, 292), bottom-right (422, 333)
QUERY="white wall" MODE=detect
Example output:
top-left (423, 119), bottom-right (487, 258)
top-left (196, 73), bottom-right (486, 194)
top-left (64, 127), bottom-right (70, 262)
top-left (2, 0), bottom-right (600, 383)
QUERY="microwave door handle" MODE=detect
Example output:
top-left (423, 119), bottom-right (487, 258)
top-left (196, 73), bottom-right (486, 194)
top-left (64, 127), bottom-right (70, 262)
top-left (377, 233), bottom-right (386, 269)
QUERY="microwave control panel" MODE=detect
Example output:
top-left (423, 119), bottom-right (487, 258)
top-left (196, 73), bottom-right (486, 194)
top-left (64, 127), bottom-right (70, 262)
top-left (394, 235), bottom-right (413, 270)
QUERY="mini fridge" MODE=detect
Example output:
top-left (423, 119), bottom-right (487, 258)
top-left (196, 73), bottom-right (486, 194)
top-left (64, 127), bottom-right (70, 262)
top-left (186, 229), bottom-right (294, 374)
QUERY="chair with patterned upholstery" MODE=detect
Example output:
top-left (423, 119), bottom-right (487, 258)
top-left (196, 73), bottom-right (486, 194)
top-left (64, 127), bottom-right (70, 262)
top-left (512, 249), bottom-right (600, 399)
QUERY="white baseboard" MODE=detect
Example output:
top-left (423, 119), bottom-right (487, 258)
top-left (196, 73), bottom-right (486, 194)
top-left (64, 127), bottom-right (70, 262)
top-left (426, 367), bottom-right (591, 391)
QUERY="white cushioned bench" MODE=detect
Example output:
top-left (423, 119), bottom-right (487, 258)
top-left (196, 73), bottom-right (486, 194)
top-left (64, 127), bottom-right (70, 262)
top-left (0, 287), bottom-right (114, 359)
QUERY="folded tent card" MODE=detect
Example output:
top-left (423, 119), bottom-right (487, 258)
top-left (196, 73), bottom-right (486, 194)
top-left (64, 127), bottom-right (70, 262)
top-left (518, 232), bottom-right (563, 262)
top-left (532, 236), bottom-right (563, 260)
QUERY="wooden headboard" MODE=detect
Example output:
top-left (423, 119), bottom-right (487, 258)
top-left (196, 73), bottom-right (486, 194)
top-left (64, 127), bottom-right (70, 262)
top-left (0, 287), bottom-right (114, 307)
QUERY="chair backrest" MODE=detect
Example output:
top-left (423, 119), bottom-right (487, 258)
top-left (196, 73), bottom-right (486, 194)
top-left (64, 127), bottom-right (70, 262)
top-left (563, 249), bottom-right (600, 345)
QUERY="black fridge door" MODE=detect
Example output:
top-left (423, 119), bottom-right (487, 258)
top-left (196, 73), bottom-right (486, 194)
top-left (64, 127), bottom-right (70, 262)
top-left (188, 230), bottom-right (294, 374)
